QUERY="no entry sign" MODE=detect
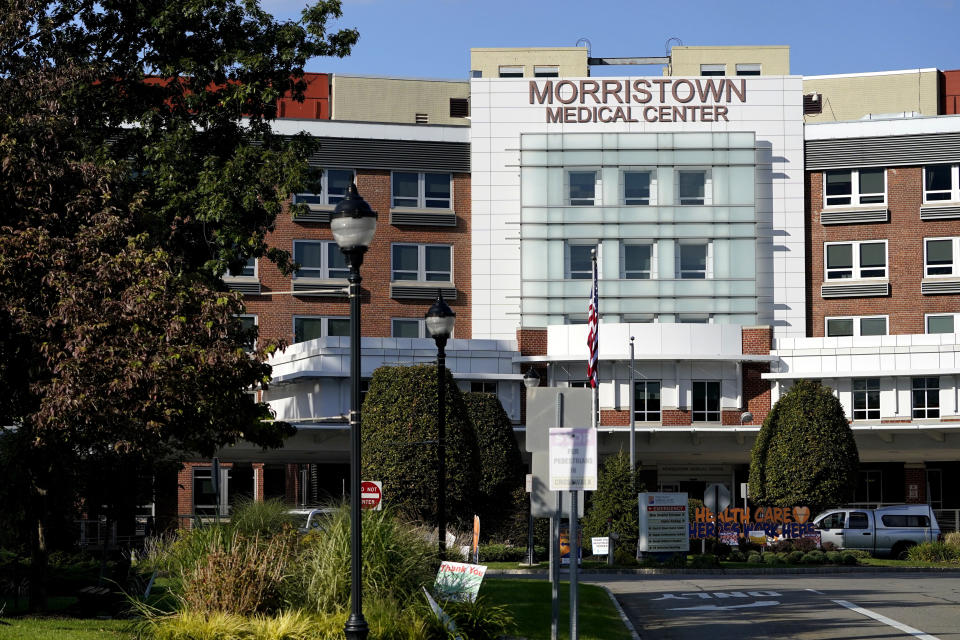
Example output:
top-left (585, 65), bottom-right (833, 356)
top-left (361, 480), bottom-right (382, 510)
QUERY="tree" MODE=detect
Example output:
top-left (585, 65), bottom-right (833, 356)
top-left (582, 451), bottom-right (643, 559)
top-left (361, 365), bottom-right (480, 530)
top-left (462, 392), bottom-right (526, 541)
top-left (0, 0), bottom-right (358, 610)
top-left (749, 379), bottom-right (859, 513)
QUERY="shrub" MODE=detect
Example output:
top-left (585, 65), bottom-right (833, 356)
top-left (841, 553), bottom-right (858, 565)
top-left (801, 551), bottom-right (825, 565)
top-left (787, 550), bottom-right (804, 564)
top-left (229, 498), bottom-right (295, 537)
top-left (747, 552), bottom-right (762, 564)
top-left (690, 554), bottom-right (718, 568)
top-left (944, 531), bottom-right (960, 550)
top-left (749, 379), bottom-right (859, 513)
top-left (762, 553), bottom-right (782, 565)
top-left (906, 541), bottom-right (960, 564)
top-left (728, 550), bottom-right (746, 562)
top-left (821, 541), bottom-right (839, 552)
top-left (614, 548), bottom-right (638, 566)
top-left (704, 540), bottom-right (731, 559)
top-left (844, 549), bottom-right (871, 560)
top-left (362, 365), bottom-right (479, 529)
top-left (825, 551), bottom-right (842, 564)
top-left (793, 537), bottom-right (818, 552)
top-left (434, 596), bottom-right (516, 640)
top-left (583, 451), bottom-right (642, 558)
top-left (663, 553), bottom-right (687, 568)
top-left (478, 544), bottom-right (546, 563)
top-left (688, 499), bottom-right (704, 523)
top-left (768, 539), bottom-right (794, 554)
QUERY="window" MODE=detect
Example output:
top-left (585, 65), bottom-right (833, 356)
top-left (392, 244), bottom-right (452, 282)
top-left (700, 64), bottom-right (726, 76)
top-left (566, 243), bottom-right (596, 279)
top-left (924, 237), bottom-right (960, 277)
top-left (852, 378), bottom-right (880, 420)
top-left (499, 65), bottom-right (523, 78)
top-left (825, 316), bottom-right (888, 337)
top-left (912, 377), bottom-right (940, 419)
top-left (471, 70), bottom-right (482, 78)
top-left (449, 98), bottom-right (469, 118)
top-left (238, 314), bottom-right (257, 351)
top-left (471, 381), bottom-right (497, 394)
top-left (848, 512), bottom-right (869, 529)
top-left (415, 113), bottom-right (428, 124)
top-left (293, 316), bottom-right (350, 343)
top-left (568, 380), bottom-right (590, 388)
top-left (623, 170), bottom-right (654, 205)
top-left (392, 172), bottom-right (452, 209)
top-left (692, 381), bottom-right (720, 422)
top-left (817, 512), bottom-right (845, 530)
top-left (736, 63), bottom-right (762, 76)
top-left (678, 315), bottom-right (710, 324)
top-left (677, 242), bottom-right (711, 279)
top-left (678, 170), bottom-right (709, 205)
top-left (293, 241), bottom-right (348, 279)
top-left (803, 93), bottom-right (823, 115)
top-left (924, 164), bottom-right (960, 202)
top-left (824, 169), bottom-right (885, 207)
top-left (881, 514), bottom-right (932, 527)
top-left (568, 171), bottom-right (597, 205)
top-left (623, 243), bottom-right (654, 279)
top-left (927, 314), bottom-right (957, 334)
top-left (293, 169), bottom-right (354, 207)
top-left (824, 241), bottom-right (887, 280)
top-left (392, 318), bottom-right (425, 338)
top-left (634, 380), bottom-right (661, 422)
top-left (237, 257), bottom-right (256, 278)
top-left (534, 66), bottom-right (559, 78)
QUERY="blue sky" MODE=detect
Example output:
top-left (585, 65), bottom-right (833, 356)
top-left (262, 0), bottom-right (960, 79)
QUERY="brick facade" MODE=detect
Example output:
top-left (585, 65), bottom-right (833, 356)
top-left (517, 327), bottom-right (548, 357)
top-left (600, 409), bottom-right (630, 426)
top-left (244, 170), bottom-right (472, 345)
top-left (662, 409), bottom-right (692, 426)
top-left (807, 167), bottom-right (960, 336)
top-left (904, 466), bottom-right (927, 504)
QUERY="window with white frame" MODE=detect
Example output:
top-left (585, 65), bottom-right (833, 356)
top-left (237, 314), bottom-right (257, 351)
top-left (924, 237), bottom-right (960, 277)
top-left (392, 172), bottom-right (452, 209)
top-left (293, 316), bottom-right (350, 343)
top-left (736, 63), bottom-right (762, 76)
top-left (824, 241), bottom-right (887, 280)
top-left (926, 314), bottom-right (958, 334)
top-left (692, 381), bottom-right (720, 422)
top-left (293, 169), bottom-right (354, 206)
top-left (471, 381), bottom-right (497, 394)
top-left (825, 316), bottom-right (888, 337)
top-left (912, 377), bottom-right (940, 419)
top-left (852, 378), bottom-right (880, 420)
top-left (677, 170), bottom-right (710, 205)
top-left (232, 257), bottom-right (256, 278)
top-left (568, 171), bottom-right (597, 206)
top-left (677, 242), bottom-right (711, 279)
top-left (566, 242), bottom-right (597, 280)
top-left (392, 318), bottom-right (425, 338)
top-left (499, 65), bottom-right (523, 78)
top-left (534, 66), bottom-right (559, 78)
top-left (293, 240), bottom-right (348, 279)
top-left (924, 164), bottom-right (960, 202)
top-left (391, 244), bottom-right (452, 282)
top-left (623, 170), bottom-right (655, 205)
top-left (623, 242), bottom-right (655, 279)
top-left (824, 169), bottom-right (885, 207)
top-left (678, 315), bottom-right (711, 324)
top-left (700, 64), bottom-right (726, 76)
top-left (634, 380), bottom-right (661, 422)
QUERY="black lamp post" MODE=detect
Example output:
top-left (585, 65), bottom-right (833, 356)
top-left (522, 367), bottom-right (540, 565)
top-left (425, 291), bottom-right (456, 560)
top-left (332, 183), bottom-right (377, 640)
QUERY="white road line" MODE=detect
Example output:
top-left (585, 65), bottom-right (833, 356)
top-left (805, 588), bottom-right (825, 595)
top-left (832, 600), bottom-right (941, 640)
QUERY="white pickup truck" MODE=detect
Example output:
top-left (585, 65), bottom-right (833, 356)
top-left (813, 504), bottom-right (941, 558)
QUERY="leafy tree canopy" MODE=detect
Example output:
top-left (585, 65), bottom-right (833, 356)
top-left (748, 379), bottom-right (859, 513)
top-left (582, 451), bottom-right (643, 558)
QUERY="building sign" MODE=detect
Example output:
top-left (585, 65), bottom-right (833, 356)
top-left (638, 492), bottom-right (689, 552)
top-left (689, 506), bottom-right (817, 540)
top-left (549, 427), bottom-right (597, 491)
top-left (529, 78), bottom-right (748, 124)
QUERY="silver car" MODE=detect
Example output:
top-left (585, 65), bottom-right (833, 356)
top-left (813, 504), bottom-right (941, 558)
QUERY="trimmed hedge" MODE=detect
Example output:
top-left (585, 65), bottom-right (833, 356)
top-left (749, 379), bottom-right (859, 513)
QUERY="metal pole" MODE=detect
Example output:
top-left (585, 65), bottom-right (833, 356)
top-left (437, 338), bottom-right (448, 560)
top-left (551, 392), bottom-right (563, 640)
top-left (527, 494), bottom-right (535, 565)
top-left (570, 490), bottom-right (579, 640)
top-left (344, 249), bottom-right (369, 640)
top-left (629, 337), bottom-right (636, 472)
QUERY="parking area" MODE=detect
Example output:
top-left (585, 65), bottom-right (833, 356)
top-left (596, 573), bottom-right (960, 639)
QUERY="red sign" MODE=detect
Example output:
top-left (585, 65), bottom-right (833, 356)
top-left (360, 481), bottom-right (382, 510)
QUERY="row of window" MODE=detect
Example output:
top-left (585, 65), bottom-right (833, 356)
top-left (567, 169), bottom-right (709, 206)
top-left (824, 164), bottom-right (960, 207)
top-left (824, 314), bottom-right (960, 336)
top-left (824, 237), bottom-right (960, 281)
top-left (293, 170), bottom-right (453, 210)
top-left (850, 377), bottom-right (940, 421)
top-left (241, 314), bottom-right (454, 343)
top-left (567, 242), bottom-right (710, 280)
top-left (631, 380), bottom-right (720, 422)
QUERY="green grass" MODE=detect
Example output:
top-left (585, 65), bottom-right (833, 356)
top-left (0, 617), bottom-right (130, 640)
top-left (481, 578), bottom-right (631, 640)
top-left (0, 597), bottom-right (78, 616)
top-left (859, 556), bottom-right (960, 568)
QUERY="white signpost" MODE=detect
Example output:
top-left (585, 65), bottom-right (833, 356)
top-left (548, 428), bottom-right (597, 491)
top-left (638, 492), bottom-right (689, 553)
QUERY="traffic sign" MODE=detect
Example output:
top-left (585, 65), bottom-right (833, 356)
top-left (704, 483), bottom-right (731, 514)
top-left (361, 480), bottom-right (382, 510)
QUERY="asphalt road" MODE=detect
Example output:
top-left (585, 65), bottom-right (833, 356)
top-left (594, 573), bottom-right (960, 639)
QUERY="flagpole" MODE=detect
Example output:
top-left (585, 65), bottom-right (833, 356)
top-left (589, 248), bottom-right (599, 430)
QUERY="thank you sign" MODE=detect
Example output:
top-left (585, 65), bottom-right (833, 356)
top-left (549, 428), bottom-right (597, 491)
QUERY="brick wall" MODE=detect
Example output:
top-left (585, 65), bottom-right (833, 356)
top-left (807, 167), bottom-right (960, 335)
top-left (743, 363), bottom-right (771, 425)
top-left (517, 327), bottom-right (548, 357)
top-left (252, 463), bottom-right (265, 501)
top-left (600, 409), bottom-right (630, 426)
top-left (662, 409), bottom-right (692, 426)
top-left (904, 467), bottom-right (927, 504)
top-left (244, 170), bottom-right (471, 344)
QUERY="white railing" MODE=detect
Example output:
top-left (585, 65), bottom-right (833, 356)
top-left (935, 509), bottom-right (960, 533)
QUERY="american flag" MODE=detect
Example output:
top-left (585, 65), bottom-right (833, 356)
top-left (587, 250), bottom-right (599, 388)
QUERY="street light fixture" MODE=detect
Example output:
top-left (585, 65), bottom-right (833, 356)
top-left (332, 183), bottom-right (377, 640)
top-left (523, 368), bottom-right (541, 389)
top-left (426, 291), bottom-right (456, 560)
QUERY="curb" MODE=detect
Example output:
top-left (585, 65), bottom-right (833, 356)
top-left (599, 584), bottom-right (642, 640)
top-left (487, 565), bottom-right (960, 576)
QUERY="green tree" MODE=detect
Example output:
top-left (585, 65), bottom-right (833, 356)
top-left (0, 0), bottom-right (357, 610)
top-left (582, 451), bottom-right (643, 558)
top-left (749, 379), bottom-right (859, 512)
top-left (462, 392), bottom-right (526, 541)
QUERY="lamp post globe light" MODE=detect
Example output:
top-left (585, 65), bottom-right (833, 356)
top-left (331, 183), bottom-right (377, 640)
top-left (425, 291), bottom-right (456, 559)
top-left (523, 368), bottom-right (540, 389)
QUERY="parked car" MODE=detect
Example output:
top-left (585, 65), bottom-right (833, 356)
top-left (288, 507), bottom-right (335, 534)
top-left (812, 504), bottom-right (941, 558)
